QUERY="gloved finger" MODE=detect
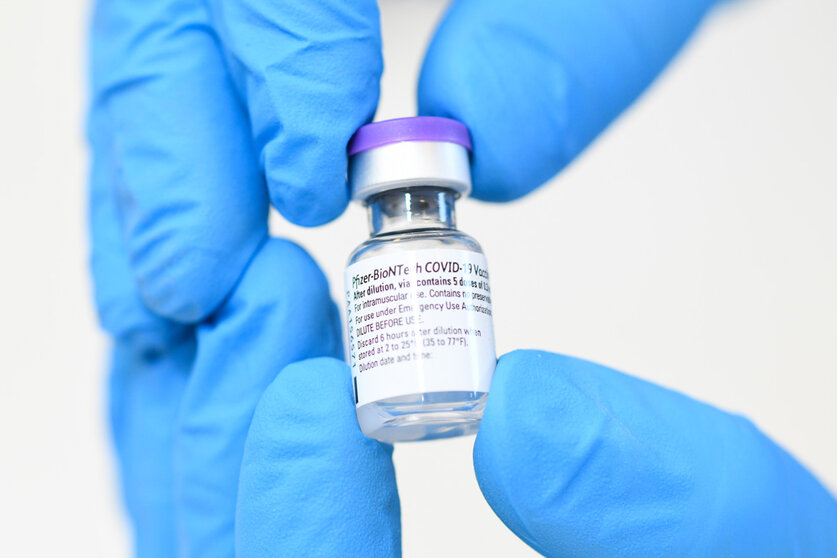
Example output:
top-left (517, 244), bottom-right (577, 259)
top-left (236, 358), bottom-right (400, 557)
top-left (175, 238), bottom-right (344, 558)
top-left (474, 350), bottom-right (837, 557)
top-left (90, 0), bottom-right (268, 323)
top-left (90, 103), bottom-right (194, 557)
top-left (109, 337), bottom-right (192, 558)
top-left (203, 0), bottom-right (382, 226)
top-left (418, 0), bottom-right (716, 201)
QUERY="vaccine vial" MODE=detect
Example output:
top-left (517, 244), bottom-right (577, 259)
top-left (345, 116), bottom-right (496, 443)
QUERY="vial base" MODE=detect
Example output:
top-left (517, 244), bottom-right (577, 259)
top-left (356, 391), bottom-right (487, 443)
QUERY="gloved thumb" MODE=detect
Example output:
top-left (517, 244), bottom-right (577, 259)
top-left (419, 0), bottom-right (715, 202)
top-left (235, 358), bottom-right (401, 557)
top-left (474, 350), bottom-right (837, 557)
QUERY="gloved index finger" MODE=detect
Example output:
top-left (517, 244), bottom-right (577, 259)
top-left (90, 0), bottom-right (269, 324)
top-left (418, 0), bottom-right (717, 202)
top-left (175, 239), bottom-right (346, 557)
top-left (205, 0), bottom-right (383, 226)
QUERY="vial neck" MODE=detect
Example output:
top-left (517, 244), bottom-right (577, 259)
top-left (367, 187), bottom-right (457, 236)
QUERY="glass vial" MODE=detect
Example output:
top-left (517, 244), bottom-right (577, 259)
top-left (345, 116), bottom-right (496, 443)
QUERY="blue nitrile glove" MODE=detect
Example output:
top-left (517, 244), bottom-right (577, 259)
top-left (474, 351), bottom-right (837, 557)
top-left (92, 162), bottom-right (400, 556)
top-left (90, 0), bottom-right (383, 325)
top-left (419, 0), bottom-right (718, 201)
top-left (233, 352), bottom-right (836, 557)
top-left (234, 358), bottom-right (400, 557)
top-left (88, 0), bottom-right (399, 556)
top-left (89, 0), bottom-right (835, 555)
top-left (90, 0), bottom-right (724, 334)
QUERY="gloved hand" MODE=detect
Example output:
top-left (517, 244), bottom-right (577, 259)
top-left (233, 352), bottom-right (837, 557)
top-left (88, 0), bottom-right (393, 556)
top-left (414, 3), bottom-right (837, 551)
top-left (418, 0), bottom-right (718, 201)
top-left (89, 0), bottom-right (836, 556)
top-left (474, 351), bottom-right (837, 556)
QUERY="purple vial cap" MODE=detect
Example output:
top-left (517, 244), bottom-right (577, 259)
top-left (347, 116), bottom-right (472, 157)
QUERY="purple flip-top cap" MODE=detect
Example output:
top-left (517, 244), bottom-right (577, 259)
top-left (347, 116), bottom-right (472, 157)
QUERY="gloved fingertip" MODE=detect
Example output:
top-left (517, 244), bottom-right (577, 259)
top-left (250, 357), bottom-right (364, 439)
top-left (473, 350), bottom-right (578, 497)
top-left (126, 207), bottom-right (269, 327)
top-left (473, 349), bottom-right (837, 557)
top-left (244, 357), bottom-right (394, 478)
top-left (469, 155), bottom-right (542, 203)
top-left (418, 85), bottom-right (547, 204)
top-left (262, 135), bottom-right (352, 227)
top-left (237, 357), bottom-right (400, 557)
top-left (475, 349), bottom-right (576, 442)
top-left (473, 349), bottom-right (654, 555)
top-left (267, 179), bottom-right (350, 228)
top-left (418, 4), bottom-right (574, 203)
top-left (211, 0), bottom-right (379, 228)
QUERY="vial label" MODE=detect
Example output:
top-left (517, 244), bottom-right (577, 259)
top-left (345, 249), bottom-right (496, 407)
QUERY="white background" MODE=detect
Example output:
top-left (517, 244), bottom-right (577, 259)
top-left (1, 0), bottom-right (835, 556)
